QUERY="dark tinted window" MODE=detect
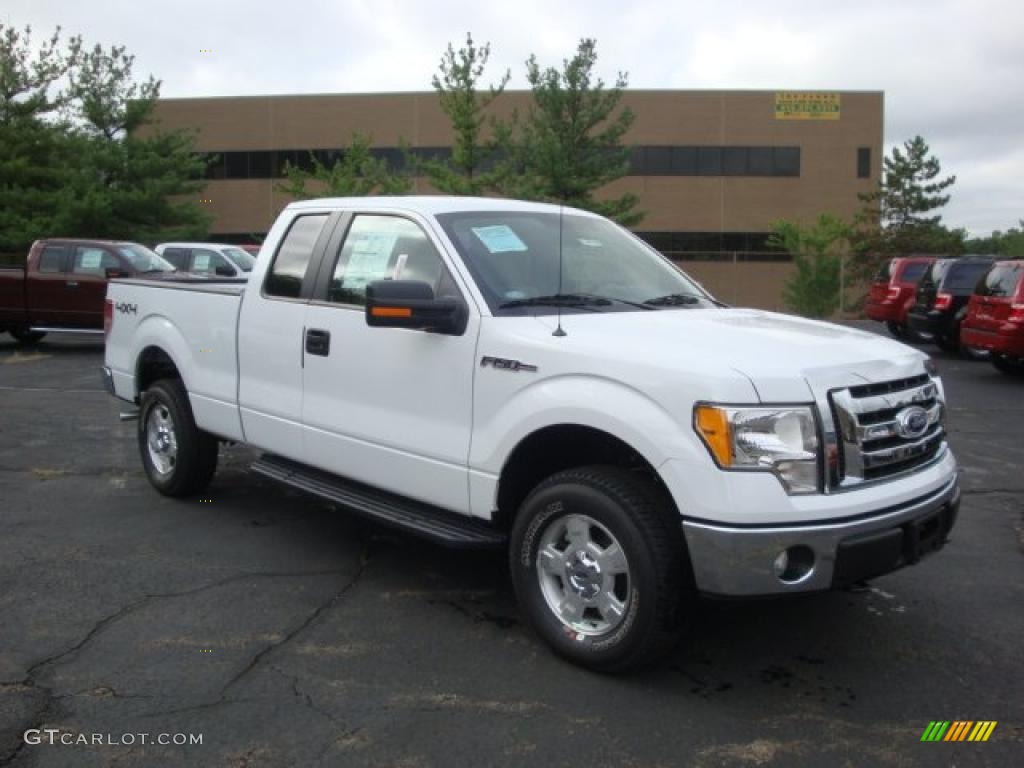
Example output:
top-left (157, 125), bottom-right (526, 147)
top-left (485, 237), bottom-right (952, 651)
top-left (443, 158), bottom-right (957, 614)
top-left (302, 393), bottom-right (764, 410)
top-left (38, 245), bottom-right (67, 273)
top-left (697, 147), bottom-right (722, 175)
top-left (161, 248), bottom-right (190, 270)
top-left (671, 146), bottom-right (697, 174)
top-left (747, 147), bottom-right (773, 175)
top-left (722, 147), bottom-right (747, 176)
top-left (943, 262), bottom-right (994, 294)
top-left (774, 147), bottom-right (801, 176)
top-left (225, 152), bottom-right (249, 179)
top-left (900, 262), bottom-right (929, 282)
top-left (264, 214), bottom-right (329, 298)
top-left (857, 147), bottom-right (871, 178)
top-left (976, 264), bottom-right (1023, 297)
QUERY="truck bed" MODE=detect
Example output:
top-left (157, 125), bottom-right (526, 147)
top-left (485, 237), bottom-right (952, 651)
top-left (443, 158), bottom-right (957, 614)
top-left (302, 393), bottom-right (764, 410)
top-left (105, 277), bottom-right (248, 441)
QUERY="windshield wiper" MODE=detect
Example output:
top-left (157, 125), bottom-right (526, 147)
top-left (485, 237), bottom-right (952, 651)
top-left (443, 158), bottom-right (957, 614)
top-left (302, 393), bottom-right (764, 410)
top-left (499, 294), bottom-right (611, 310)
top-left (643, 293), bottom-right (704, 307)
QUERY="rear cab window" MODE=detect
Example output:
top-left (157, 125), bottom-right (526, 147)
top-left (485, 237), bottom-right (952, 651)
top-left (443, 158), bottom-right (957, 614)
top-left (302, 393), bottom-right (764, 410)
top-left (38, 245), bottom-right (68, 273)
top-left (264, 214), bottom-right (330, 299)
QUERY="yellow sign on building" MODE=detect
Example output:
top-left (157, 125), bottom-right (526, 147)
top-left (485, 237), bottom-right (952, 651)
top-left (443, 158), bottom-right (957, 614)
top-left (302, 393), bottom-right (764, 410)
top-left (775, 92), bottom-right (841, 120)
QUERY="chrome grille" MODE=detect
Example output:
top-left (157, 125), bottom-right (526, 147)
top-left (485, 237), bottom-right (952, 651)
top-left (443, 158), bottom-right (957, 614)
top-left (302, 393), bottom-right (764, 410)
top-left (829, 374), bottom-right (945, 486)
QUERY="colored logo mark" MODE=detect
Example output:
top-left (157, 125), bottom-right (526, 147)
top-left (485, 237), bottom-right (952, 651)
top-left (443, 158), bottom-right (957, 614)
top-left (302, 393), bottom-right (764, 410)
top-left (920, 721), bottom-right (997, 742)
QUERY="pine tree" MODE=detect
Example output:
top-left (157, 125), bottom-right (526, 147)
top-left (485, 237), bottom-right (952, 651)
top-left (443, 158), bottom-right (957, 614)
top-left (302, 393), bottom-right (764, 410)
top-left (277, 133), bottom-right (411, 199)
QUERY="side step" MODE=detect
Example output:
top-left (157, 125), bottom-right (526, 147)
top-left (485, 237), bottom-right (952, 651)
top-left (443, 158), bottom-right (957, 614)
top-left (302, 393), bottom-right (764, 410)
top-left (251, 454), bottom-right (506, 549)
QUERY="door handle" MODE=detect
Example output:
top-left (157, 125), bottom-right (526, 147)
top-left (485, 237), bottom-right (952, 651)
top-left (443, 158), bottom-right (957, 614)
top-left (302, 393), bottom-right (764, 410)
top-left (305, 328), bottom-right (330, 356)
top-left (66, 281), bottom-right (80, 288)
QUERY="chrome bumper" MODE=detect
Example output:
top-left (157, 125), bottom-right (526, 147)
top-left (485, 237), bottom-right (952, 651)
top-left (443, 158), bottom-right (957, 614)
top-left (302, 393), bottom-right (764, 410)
top-left (682, 477), bottom-right (960, 596)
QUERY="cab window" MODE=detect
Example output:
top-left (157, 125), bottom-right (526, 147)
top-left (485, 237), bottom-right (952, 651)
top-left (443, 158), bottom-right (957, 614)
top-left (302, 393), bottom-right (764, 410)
top-left (38, 245), bottom-right (68, 273)
top-left (326, 215), bottom-right (452, 306)
top-left (191, 249), bottom-right (234, 276)
top-left (264, 214), bottom-right (329, 298)
top-left (72, 246), bottom-right (120, 276)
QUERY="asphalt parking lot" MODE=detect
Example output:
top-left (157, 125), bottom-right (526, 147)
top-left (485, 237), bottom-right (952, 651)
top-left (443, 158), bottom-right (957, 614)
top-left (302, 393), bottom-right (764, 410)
top-left (0, 325), bottom-right (1021, 768)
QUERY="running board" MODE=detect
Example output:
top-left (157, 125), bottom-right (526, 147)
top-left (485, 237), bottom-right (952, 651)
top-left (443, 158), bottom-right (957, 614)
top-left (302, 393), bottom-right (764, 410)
top-left (29, 327), bottom-right (104, 335)
top-left (251, 454), bottom-right (506, 549)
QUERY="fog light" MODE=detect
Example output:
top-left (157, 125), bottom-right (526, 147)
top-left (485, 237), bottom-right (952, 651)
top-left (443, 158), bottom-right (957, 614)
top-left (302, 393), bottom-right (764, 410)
top-left (773, 545), bottom-right (816, 584)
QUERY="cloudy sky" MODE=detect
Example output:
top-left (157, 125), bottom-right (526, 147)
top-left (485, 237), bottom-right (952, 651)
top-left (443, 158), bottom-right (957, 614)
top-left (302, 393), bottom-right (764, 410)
top-left (6, 0), bottom-right (1022, 235)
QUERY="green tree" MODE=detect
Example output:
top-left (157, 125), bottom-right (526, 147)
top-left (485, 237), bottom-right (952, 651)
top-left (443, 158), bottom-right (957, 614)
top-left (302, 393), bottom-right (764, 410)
top-left (0, 24), bottom-right (209, 252)
top-left (850, 136), bottom-right (963, 281)
top-left (277, 133), bottom-right (411, 199)
top-left (419, 33), bottom-right (510, 195)
top-left (509, 39), bottom-right (641, 226)
top-left (769, 214), bottom-right (850, 318)
top-left (965, 221), bottom-right (1024, 257)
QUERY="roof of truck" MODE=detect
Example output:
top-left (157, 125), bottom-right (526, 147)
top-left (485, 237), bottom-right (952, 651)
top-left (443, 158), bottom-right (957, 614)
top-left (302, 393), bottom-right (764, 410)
top-left (287, 196), bottom-right (600, 217)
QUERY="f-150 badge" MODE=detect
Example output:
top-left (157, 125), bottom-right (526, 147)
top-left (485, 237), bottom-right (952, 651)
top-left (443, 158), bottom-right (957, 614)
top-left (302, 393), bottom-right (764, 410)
top-left (480, 356), bottom-right (537, 373)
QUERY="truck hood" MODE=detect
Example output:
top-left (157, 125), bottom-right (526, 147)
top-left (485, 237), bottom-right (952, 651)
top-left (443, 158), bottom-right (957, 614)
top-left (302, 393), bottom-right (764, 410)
top-left (533, 308), bottom-right (928, 401)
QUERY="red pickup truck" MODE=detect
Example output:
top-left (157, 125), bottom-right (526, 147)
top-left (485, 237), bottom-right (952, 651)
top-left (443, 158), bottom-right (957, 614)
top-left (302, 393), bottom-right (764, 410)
top-left (0, 239), bottom-right (174, 343)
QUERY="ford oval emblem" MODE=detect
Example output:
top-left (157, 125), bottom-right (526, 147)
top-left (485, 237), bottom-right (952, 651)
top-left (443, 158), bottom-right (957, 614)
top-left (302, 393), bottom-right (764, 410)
top-left (896, 405), bottom-right (930, 439)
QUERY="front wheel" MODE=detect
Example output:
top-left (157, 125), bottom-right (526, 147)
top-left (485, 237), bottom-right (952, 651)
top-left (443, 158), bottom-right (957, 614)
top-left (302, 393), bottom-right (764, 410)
top-left (138, 379), bottom-right (218, 496)
top-left (885, 321), bottom-right (905, 339)
top-left (509, 466), bottom-right (691, 672)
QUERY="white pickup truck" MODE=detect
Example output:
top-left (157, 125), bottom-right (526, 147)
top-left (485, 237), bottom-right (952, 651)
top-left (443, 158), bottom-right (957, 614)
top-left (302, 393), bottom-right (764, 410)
top-left (103, 197), bottom-right (960, 670)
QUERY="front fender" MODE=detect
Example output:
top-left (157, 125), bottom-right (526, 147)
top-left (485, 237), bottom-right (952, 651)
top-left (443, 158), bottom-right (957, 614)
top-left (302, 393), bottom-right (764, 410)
top-left (471, 374), bottom-right (707, 475)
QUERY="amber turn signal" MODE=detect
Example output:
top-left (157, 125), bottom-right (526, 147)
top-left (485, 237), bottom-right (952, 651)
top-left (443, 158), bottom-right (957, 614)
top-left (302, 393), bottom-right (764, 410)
top-left (694, 405), bottom-right (733, 467)
top-left (370, 306), bottom-right (413, 318)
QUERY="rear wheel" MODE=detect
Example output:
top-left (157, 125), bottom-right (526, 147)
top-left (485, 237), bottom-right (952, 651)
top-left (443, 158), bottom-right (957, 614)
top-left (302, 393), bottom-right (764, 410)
top-left (138, 379), bottom-right (218, 496)
top-left (992, 353), bottom-right (1024, 376)
top-left (509, 465), bottom-right (691, 672)
top-left (934, 333), bottom-right (959, 352)
top-left (9, 327), bottom-right (46, 344)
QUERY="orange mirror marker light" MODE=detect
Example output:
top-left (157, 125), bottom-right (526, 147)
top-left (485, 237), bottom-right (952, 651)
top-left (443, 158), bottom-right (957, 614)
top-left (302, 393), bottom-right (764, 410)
top-left (371, 306), bottom-right (413, 318)
top-left (695, 406), bottom-right (733, 467)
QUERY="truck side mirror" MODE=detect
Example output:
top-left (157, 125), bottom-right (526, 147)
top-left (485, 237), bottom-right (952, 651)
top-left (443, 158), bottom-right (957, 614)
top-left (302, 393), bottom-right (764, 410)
top-left (365, 280), bottom-right (467, 336)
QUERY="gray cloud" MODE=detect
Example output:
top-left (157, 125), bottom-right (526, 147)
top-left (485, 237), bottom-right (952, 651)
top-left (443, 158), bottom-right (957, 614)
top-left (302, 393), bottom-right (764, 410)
top-left (5, 0), bottom-right (1021, 234)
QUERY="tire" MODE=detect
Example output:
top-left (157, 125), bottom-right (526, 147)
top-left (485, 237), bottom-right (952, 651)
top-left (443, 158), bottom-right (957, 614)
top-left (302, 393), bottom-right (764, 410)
top-left (9, 327), bottom-right (46, 344)
top-left (509, 465), bottom-right (691, 672)
top-left (138, 378), bottom-right (218, 496)
top-left (992, 353), bottom-right (1024, 376)
top-left (962, 345), bottom-right (990, 361)
top-left (934, 333), bottom-right (959, 352)
top-left (885, 321), bottom-right (905, 339)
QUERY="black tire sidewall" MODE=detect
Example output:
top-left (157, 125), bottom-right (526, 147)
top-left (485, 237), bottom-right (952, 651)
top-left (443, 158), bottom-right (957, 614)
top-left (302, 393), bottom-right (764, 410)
top-left (138, 379), bottom-right (214, 496)
top-left (510, 476), bottom-right (667, 670)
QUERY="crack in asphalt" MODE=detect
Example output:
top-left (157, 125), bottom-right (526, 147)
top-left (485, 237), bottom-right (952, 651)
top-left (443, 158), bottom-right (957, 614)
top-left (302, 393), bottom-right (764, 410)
top-left (138, 541), bottom-right (371, 723)
top-left (0, 565), bottom-right (363, 767)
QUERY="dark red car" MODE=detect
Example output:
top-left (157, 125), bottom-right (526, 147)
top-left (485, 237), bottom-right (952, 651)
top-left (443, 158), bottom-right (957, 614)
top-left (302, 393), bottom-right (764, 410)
top-left (865, 256), bottom-right (935, 339)
top-left (961, 260), bottom-right (1024, 375)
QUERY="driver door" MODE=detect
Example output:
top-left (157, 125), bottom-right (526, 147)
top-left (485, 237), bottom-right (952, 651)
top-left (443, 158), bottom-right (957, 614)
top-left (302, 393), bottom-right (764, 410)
top-left (301, 212), bottom-right (479, 514)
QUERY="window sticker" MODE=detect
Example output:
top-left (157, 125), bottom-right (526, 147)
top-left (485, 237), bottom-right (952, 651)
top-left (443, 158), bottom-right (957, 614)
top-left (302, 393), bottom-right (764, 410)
top-left (471, 225), bottom-right (528, 253)
top-left (193, 253), bottom-right (211, 271)
top-left (344, 232), bottom-right (398, 289)
top-left (80, 251), bottom-right (103, 270)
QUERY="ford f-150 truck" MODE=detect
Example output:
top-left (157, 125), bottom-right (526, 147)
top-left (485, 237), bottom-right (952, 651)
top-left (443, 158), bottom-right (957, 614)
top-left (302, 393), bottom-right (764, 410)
top-left (103, 197), bottom-right (960, 671)
top-left (1, 239), bottom-right (175, 342)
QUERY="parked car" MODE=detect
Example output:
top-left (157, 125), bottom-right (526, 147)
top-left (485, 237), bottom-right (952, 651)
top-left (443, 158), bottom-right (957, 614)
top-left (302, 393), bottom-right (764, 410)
top-left (865, 255), bottom-right (936, 339)
top-left (155, 242), bottom-right (256, 278)
top-left (104, 197), bottom-right (959, 671)
top-left (960, 260), bottom-right (1024, 375)
top-left (906, 255), bottom-right (996, 354)
top-left (0, 239), bottom-right (174, 343)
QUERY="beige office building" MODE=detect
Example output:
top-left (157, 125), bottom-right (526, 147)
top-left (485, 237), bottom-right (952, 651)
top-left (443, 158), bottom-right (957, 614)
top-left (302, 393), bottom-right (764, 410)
top-left (149, 90), bottom-right (882, 308)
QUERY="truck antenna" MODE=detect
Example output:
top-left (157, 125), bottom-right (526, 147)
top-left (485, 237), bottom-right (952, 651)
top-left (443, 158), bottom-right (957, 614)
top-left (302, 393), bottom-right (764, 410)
top-left (553, 202), bottom-right (567, 337)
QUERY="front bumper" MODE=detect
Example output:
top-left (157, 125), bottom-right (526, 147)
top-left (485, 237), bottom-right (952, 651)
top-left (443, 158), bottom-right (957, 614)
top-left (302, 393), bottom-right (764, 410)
top-left (682, 476), bottom-right (960, 596)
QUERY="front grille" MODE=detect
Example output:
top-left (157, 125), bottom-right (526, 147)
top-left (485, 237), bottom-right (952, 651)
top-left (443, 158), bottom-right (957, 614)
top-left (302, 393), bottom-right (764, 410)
top-left (829, 376), bottom-right (945, 487)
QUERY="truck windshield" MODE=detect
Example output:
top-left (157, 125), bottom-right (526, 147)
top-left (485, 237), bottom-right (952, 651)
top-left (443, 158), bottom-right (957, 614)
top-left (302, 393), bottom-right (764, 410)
top-left (223, 247), bottom-right (256, 272)
top-left (435, 210), bottom-right (715, 314)
top-left (118, 245), bottom-right (175, 273)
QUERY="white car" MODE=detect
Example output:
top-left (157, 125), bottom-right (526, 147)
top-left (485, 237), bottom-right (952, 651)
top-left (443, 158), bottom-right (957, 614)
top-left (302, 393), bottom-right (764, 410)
top-left (155, 242), bottom-right (256, 278)
top-left (104, 197), bottom-right (959, 671)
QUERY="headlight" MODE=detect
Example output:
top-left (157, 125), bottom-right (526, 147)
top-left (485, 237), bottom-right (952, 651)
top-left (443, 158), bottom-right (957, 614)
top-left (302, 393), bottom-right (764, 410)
top-left (694, 405), bottom-right (821, 494)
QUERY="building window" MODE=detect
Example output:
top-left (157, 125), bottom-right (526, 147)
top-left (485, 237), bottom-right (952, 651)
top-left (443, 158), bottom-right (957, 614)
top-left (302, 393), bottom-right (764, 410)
top-left (857, 147), bottom-right (871, 178)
